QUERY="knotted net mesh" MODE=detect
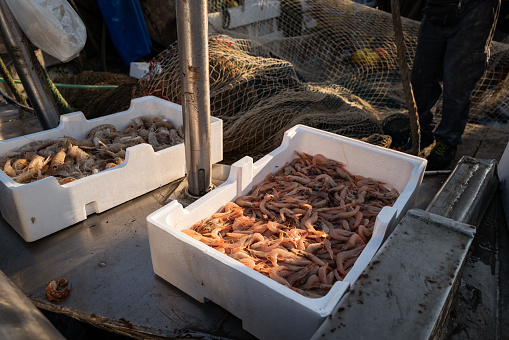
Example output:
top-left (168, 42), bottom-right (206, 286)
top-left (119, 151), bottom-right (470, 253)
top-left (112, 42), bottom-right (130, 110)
top-left (134, 0), bottom-right (509, 162)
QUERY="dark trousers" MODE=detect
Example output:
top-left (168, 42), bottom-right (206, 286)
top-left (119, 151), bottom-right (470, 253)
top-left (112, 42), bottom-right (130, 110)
top-left (410, 0), bottom-right (500, 146)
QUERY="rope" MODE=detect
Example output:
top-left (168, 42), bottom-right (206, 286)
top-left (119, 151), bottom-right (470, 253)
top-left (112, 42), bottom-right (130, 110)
top-left (0, 78), bottom-right (118, 89)
top-left (40, 65), bottom-right (74, 114)
top-left (0, 56), bottom-right (29, 106)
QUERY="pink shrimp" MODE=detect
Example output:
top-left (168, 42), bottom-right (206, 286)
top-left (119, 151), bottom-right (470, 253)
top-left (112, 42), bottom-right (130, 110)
top-left (311, 153), bottom-right (334, 166)
top-left (351, 211), bottom-right (364, 230)
top-left (266, 221), bottom-right (285, 233)
top-left (286, 264), bottom-right (318, 286)
top-left (305, 242), bottom-right (323, 254)
top-left (324, 240), bottom-right (334, 260)
top-left (269, 248), bottom-right (314, 266)
top-left (266, 266), bottom-right (292, 287)
top-left (278, 207), bottom-right (295, 222)
top-left (329, 228), bottom-right (354, 242)
top-left (250, 233), bottom-right (282, 251)
top-left (232, 216), bottom-right (255, 231)
top-left (230, 251), bottom-right (257, 269)
top-left (299, 274), bottom-right (321, 290)
top-left (181, 229), bottom-right (224, 247)
top-left (251, 222), bottom-right (268, 234)
top-left (336, 246), bottom-right (364, 277)
top-left (328, 205), bottom-right (361, 220)
top-left (313, 173), bottom-right (337, 187)
top-left (252, 180), bottom-right (275, 196)
top-left (210, 226), bottom-right (229, 240)
top-left (296, 232), bottom-right (308, 250)
top-left (291, 249), bottom-right (325, 266)
top-left (340, 219), bottom-right (351, 231)
top-left (285, 174), bottom-right (311, 185)
top-left (344, 234), bottom-right (365, 250)
top-left (335, 166), bottom-right (354, 182)
top-left (302, 211), bottom-right (318, 231)
top-left (318, 263), bottom-right (330, 284)
top-left (235, 195), bottom-right (260, 208)
top-left (279, 181), bottom-right (299, 194)
top-left (357, 225), bottom-right (372, 242)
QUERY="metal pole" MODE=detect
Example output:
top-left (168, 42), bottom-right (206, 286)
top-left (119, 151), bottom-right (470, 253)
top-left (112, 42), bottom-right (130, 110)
top-left (0, 0), bottom-right (60, 129)
top-left (176, 0), bottom-right (212, 196)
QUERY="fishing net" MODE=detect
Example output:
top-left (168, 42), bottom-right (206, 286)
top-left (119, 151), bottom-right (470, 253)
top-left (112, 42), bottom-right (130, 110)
top-left (55, 71), bottom-right (136, 119)
top-left (134, 0), bottom-right (509, 162)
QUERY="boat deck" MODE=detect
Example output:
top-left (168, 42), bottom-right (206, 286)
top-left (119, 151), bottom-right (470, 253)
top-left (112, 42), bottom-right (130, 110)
top-left (0, 97), bottom-right (508, 339)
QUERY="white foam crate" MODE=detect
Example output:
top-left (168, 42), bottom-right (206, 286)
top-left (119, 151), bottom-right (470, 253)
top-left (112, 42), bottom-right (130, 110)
top-left (147, 124), bottom-right (426, 340)
top-left (0, 96), bottom-right (223, 242)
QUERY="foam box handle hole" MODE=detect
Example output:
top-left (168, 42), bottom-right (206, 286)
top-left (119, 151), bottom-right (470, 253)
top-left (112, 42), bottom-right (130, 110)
top-left (85, 202), bottom-right (98, 215)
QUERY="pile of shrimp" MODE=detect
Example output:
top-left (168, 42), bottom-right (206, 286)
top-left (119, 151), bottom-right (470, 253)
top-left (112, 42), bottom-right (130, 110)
top-left (183, 151), bottom-right (399, 298)
top-left (0, 116), bottom-right (184, 185)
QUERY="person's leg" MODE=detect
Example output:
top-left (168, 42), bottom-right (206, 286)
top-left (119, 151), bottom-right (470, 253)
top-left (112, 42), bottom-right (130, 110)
top-left (437, 0), bottom-right (500, 146)
top-left (410, 17), bottom-right (447, 145)
top-left (426, 0), bottom-right (499, 170)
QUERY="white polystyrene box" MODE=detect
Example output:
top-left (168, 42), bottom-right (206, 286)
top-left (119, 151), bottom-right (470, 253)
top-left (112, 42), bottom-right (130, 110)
top-left (147, 125), bottom-right (426, 340)
top-left (0, 96), bottom-right (223, 242)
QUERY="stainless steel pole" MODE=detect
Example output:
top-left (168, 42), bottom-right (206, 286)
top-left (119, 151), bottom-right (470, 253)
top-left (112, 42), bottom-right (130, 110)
top-left (176, 0), bottom-right (212, 196)
top-left (0, 0), bottom-right (60, 129)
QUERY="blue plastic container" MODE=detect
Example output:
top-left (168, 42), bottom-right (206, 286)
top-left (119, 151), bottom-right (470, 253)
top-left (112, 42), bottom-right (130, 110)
top-left (96, 0), bottom-right (152, 66)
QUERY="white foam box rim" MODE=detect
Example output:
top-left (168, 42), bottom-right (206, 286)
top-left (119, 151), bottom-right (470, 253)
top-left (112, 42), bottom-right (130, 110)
top-left (0, 96), bottom-right (223, 242)
top-left (147, 124), bottom-right (426, 340)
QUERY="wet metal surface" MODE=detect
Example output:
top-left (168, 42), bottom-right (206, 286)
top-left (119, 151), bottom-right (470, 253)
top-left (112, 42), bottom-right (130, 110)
top-left (0, 165), bottom-right (256, 340)
top-left (427, 156), bottom-right (498, 226)
top-left (446, 194), bottom-right (503, 339)
top-left (311, 209), bottom-right (476, 339)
